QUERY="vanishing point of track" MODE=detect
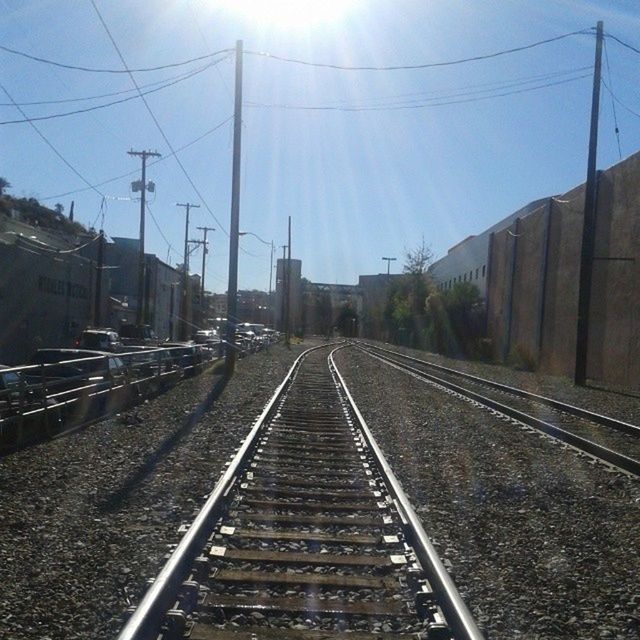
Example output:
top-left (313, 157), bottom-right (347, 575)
top-left (117, 343), bottom-right (483, 640)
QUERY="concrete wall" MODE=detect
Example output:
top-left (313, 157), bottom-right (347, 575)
top-left (486, 150), bottom-right (640, 391)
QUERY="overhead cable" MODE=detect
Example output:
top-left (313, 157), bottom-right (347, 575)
top-left (601, 79), bottom-right (640, 120)
top-left (0, 83), bottom-right (105, 199)
top-left (90, 0), bottom-right (231, 238)
top-left (40, 115), bottom-right (233, 201)
top-left (603, 38), bottom-right (623, 159)
top-left (605, 32), bottom-right (640, 56)
top-left (245, 29), bottom-right (593, 71)
top-left (245, 73), bottom-right (591, 112)
top-left (0, 41), bottom-right (234, 74)
top-left (0, 61), bottom-right (220, 106)
top-left (0, 55), bottom-right (230, 125)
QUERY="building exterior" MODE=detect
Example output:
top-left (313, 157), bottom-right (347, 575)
top-left (428, 198), bottom-right (550, 298)
top-left (0, 234), bottom-right (101, 364)
top-left (83, 237), bottom-right (183, 340)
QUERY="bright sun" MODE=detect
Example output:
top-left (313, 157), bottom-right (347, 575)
top-left (217, 0), bottom-right (359, 28)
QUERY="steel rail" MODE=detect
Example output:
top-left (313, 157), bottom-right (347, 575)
top-left (359, 346), bottom-right (640, 477)
top-left (116, 342), bottom-right (334, 640)
top-left (329, 347), bottom-right (485, 640)
top-left (360, 342), bottom-right (640, 437)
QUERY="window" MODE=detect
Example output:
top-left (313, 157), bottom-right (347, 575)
top-left (476, 268), bottom-right (479, 279)
top-left (482, 265), bottom-right (486, 277)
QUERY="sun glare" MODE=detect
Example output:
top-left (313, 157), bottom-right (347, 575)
top-left (217, 0), bottom-right (359, 28)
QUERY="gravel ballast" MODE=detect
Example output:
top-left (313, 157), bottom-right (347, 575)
top-left (0, 341), bottom-right (313, 640)
top-left (336, 346), bottom-right (640, 640)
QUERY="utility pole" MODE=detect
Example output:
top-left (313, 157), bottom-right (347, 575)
top-left (177, 202), bottom-right (200, 340)
top-left (574, 21), bottom-right (603, 386)
top-left (382, 256), bottom-right (396, 275)
top-left (196, 226), bottom-right (215, 301)
top-left (225, 40), bottom-right (244, 376)
top-left (279, 244), bottom-right (287, 333)
top-left (94, 229), bottom-right (105, 326)
top-left (286, 216), bottom-right (292, 347)
top-left (188, 238), bottom-right (206, 330)
top-left (128, 149), bottom-right (160, 325)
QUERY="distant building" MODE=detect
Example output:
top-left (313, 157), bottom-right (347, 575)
top-left (0, 233), bottom-right (100, 364)
top-left (428, 198), bottom-right (550, 298)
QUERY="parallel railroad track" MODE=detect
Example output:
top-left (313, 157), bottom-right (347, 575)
top-left (357, 342), bottom-right (640, 477)
top-left (117, 344), bottom-right (482, 640)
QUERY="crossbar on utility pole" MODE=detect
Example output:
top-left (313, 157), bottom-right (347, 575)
top-left (128, 149), bottom-right (161, 325)
top-left (225, 40), bottom-right (244, 376)
top-left (177, 202), bottom-right (200, 340)
top-left (574, 21), bottom-right (603, 386)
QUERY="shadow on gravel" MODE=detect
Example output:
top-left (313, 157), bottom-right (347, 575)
top-left (97, 373), bottom-right (229, 513)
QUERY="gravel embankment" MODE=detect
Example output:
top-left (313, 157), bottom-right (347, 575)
top-left (362, 341), bottom-right (640, 426)
top-left (336, 347), bottom-right (640, 640)
top-left (0, 341), bottom-right (314, 640)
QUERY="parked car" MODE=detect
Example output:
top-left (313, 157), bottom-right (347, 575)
top-left (119, 324), bottom-right (158, 346)
top-left (27, 349), bottom-right (127, 398)
top-left (77, 328), bottom-right (122, 352)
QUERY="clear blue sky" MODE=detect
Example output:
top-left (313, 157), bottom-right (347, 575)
top-left (2, 0), bottom-right (640, 293)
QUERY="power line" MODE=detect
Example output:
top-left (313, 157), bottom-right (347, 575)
top-left (601, 79), bottom-right (640, 120)
top-left (307, 65), bottom-right (593, 108)
top-left (603, 38), bottom-right (622, 159)
top-left (0, 61), bottom-right (219, 107)
top-left (246, 72), bottom-right (591, 112)
top-left (39, 115), bottom-right (233, 201)
top-left (0, 55), bottom-right (230, 125)
top-left (0, 82), bottom-right (105, 199)
top-left (90, 0), bottom-right (231, 240)
top-left (0, 41), bottom-right (233, 74)
top-left (146, 202), bottom-right (183, 261)
top-left (245, 29), bottom-right (593, 71)
top-left (604, 32), bottom-right (640, 56)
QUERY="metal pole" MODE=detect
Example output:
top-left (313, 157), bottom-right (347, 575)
top-left (574, 21), bottom-right (603, 386)
top-left (225, 40), bottom-right (243, 376)
top-left (382, 256), bottom-right (396, 276)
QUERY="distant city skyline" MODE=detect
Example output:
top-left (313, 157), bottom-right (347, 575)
top-left (2, 1), bottom-right (640, 292)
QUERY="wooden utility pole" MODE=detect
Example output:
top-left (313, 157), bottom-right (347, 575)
top-left (279, 244), bottom-right (287, 333)
top-left (94, 229), bottom-right (105, 326)
top-left (128, 149), bottom-right (160, 325)
top-left (225, 40), bottom-right (244, 376)
top-left (177, 202), bottom-right (200, 340)
top-left (574, 21), bottom-right (603, 386)
top-left (196, 226), bottom-right (215, 300)
top-left (286, 216), bottom-right (292, 347)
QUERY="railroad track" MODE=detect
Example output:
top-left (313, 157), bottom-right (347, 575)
top-left (117, 344), bottom-right (482, 640)
top-left (357, 342), bottom-right (640, 477)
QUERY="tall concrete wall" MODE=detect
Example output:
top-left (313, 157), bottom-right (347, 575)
top-left (487, 150), bottom-right (640, 391)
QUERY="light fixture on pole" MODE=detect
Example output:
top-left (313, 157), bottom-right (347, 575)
top-left (382, 256), bottom-right (396, 275)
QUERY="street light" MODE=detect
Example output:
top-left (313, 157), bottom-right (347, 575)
top-left (382, 256), bottom-right (396, 276)
top-left (239, 231), bottom-right (275, 326)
